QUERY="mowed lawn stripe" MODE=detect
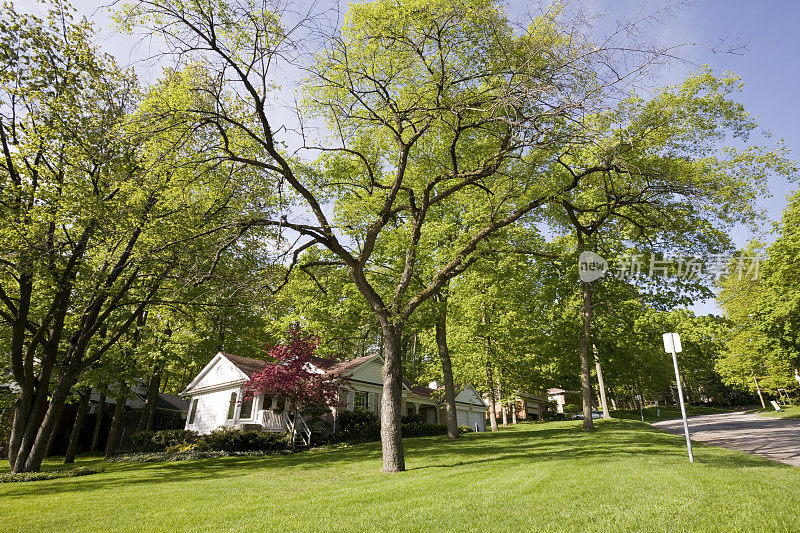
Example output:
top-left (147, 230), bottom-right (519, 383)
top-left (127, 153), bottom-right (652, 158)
top-left (2, 420), bottom-right (799, 532)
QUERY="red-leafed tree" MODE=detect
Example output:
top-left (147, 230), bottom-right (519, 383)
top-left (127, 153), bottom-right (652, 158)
top-left (242, 331), bottom-right (341, 413)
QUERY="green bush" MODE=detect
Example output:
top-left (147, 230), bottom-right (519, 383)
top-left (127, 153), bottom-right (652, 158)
top-left (401, 421), bottom-right (447, 437)
top-left (540, 411), bottom-right (564, 421)
top-left (131, 430), bottom-right (199, 452)
top-left (332, 409), bottom-right (381, 442)
top-left (195, 428), bottom-right (288, 452)
top-left (332, 409), bottom-right (454, 441)
top-left (401, 414), bottom-right (425, 424)
top-left (107, 449), bottom-right (288, 462)
top-left (458, 425), bottom-right (473, 433)
top-left (562, 404), bottom-right (581, 415)
top-left (1, 466), bottom-right (103, 483)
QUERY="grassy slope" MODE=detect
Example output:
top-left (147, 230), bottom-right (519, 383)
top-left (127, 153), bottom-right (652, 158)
top-left (2, 420), bottom-right (799, 532)
top-left (611, 405), bottom-right (734, 423)
top-left (754, 404), bottom-right (800, 418)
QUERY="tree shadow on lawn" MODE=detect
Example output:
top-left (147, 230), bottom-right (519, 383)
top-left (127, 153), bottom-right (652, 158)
top-left (404, 420), bottom-right (786, 472)
top-left (1, 446), bottom-right (386, 500)
top-left (4, 421), bottom-right (784, 500)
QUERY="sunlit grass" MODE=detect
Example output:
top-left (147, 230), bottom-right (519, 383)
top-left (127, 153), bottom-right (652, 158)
top-left (754, 404), bottom-right (800, 418)
top-left (1, 420), bottom-right (798, 532)
top-left (611, 405), bottom-right (733, 423)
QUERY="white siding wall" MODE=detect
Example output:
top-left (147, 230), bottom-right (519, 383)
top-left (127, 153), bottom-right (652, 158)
top-left (469, 410), bottom-right (486, 432)
top-left (195, 357), bottom-right (244, 388)
top-left (350, 360), bottom-right (383, 385)
top-left (186, 387), bottom-right (238, 434)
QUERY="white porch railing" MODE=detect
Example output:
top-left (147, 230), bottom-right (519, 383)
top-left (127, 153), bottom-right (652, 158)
top-left (260, 409), bottom-right (287, 430)
top-left (286, 412), bottom-right (312, 447)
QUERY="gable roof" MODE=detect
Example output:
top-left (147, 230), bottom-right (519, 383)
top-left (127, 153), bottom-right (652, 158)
top-left (221, 352), bottom-right (270, 377)
top-left (205, 352), bottom-right (381, 382)
top-left (323, 354), bottom-right (379, 377)
top-left (406, 381), bottom-right (433, 398)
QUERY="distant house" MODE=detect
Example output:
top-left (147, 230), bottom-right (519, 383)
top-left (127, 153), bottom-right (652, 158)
top-left (180, 352), bottom-right (487, 439)
top-left (547, 388), bottom-right (567, 414)
top-left (515, 393), bottom-right (553, 420)
top-left (486, 392), bottom-right (554, 422)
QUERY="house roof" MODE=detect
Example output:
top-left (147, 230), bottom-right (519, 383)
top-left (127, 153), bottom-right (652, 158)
top-left (156, 392), bottom-right (190, 412)
top-left (221, 352), bottom-right (270, 377)
top-left (406, 381), bottom-right (434, 398)
top-left (219, 352), bottom-right (380, 380)
top-left (322, 354), bottom-right (379, 377)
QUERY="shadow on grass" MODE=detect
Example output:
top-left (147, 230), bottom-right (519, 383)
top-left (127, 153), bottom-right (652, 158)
top-left (4, 420), bottom-right (783, 499)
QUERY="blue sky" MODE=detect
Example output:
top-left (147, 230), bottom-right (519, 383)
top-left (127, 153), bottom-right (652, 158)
top-left (11, 0), bottom-right (800, 313)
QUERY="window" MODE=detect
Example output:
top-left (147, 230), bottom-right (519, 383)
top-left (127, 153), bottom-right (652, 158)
top-left (240, 395), bottom-right (253, 419)
top-left (227, 392), bottom-right (237, 420)
top-left (354, 391), bottom-right (368, 410)
top-left (188, 399), bottom-right (198, 425)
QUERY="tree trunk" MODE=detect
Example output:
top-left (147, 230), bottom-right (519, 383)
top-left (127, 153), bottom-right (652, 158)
top-left (65, 389), bottom-right (91, 464)
top-left (10, 355), bottom-right (56, 472)
top-left (105, 393), bottom-right (126, 459)
top-left (136, 371), bottom-right (161, 433)
top-left (435, 292), bottom-right (459, 440)
top-left (379, 324), bottom-right (405, 473)
top-left (580, 280), bottom-right (594, 430)
top-left (486, 362), bottom-right (499, 432)
top-left (90, 393), bottom-right (106, 452)
top-left (511, 400), bottom-right (517, 424)
top-left (20, 370), bottom-right (75, 472)
top-left (7, 388), bottom-right (33, 471)
top-left (498, 379), bottom-right (508, 427)
top-left (482, 304), bottom-right (499, 432)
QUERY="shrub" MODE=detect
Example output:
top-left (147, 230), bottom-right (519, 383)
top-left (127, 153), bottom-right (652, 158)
top-left (106, 449), bottom-right (289, 463)
top-left (332, 409), bottom-right (381, 442)
top-left (1, 466), bottom-right (103, 483)
top-left (540, 411), bottom-right (564, 422)
top-left (195, 428), bottom-right (288, 452)
top-left (401, 421), bottom-right (447, 437)
top-left (458, 425), bottom-right (473, 433)
top-left (333, 409), bottom-right (456, 441)
top-left (401, 414), bottom-right (425, 425)
top-left (131, 429), bottom-right (198, 452)
top-left (165, 442), bottom-right (198, 454)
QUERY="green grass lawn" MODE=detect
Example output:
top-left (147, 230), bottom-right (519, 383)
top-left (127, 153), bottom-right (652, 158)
top-left (753, 404), bottom-right (800, 418)
top-left (2, 420), bottom-right (800, 532)
top-left (610, 405), bottom-right (734, 423)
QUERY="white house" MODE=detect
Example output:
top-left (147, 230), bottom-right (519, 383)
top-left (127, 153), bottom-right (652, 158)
top-left (180, 352), bottom-right (487, 439)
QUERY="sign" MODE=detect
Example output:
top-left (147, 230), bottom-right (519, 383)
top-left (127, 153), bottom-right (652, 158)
top-left (662, 332), bottom-right (682, 353)
top-left (578, 251), bottom-right (607, 283)
top-left (770, 400), bottom-right (783, 412)
top-left (663, 330), bottom-right (693, 463)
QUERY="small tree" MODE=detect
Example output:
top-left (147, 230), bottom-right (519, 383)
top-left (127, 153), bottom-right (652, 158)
top-left (242, 331), bottom-right (342, 438)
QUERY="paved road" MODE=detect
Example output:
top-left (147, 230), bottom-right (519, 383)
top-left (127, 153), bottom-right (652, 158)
top-left (651, 411), bottom-right (800, 466)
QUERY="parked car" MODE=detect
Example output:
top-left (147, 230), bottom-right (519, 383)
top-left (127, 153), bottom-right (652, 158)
top-left (571, 411), bottom-right (603, 420)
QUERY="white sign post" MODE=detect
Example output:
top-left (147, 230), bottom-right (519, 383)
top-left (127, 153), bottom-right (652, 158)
top-left (663, 332), bottom-right (694, 463)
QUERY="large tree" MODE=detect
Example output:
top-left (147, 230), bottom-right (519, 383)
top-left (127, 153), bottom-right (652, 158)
top-left (541, 70), bottom-right (793, 428)
top-left (0, 3), bottom-right (273, 472)
top-left (121, 0), bottom-right (668, 472)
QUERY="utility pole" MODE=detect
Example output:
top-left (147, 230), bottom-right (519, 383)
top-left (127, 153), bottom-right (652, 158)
top-left (664, 332), bottom-right (694, 463)
top-left (753, 375), bottom-right (766, 409)
top-left (593, 344), bottom-right (611, 419)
